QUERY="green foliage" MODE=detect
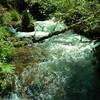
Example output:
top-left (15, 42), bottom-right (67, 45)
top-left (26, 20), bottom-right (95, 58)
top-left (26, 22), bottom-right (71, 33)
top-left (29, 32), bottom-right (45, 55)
top-left (2, 9), bottom-right (21, 25)
top-left (0, 63), bottom-right (15, 90)
top-left (0, 27), bottom-right (14, 62)
top-left (0, 27), bottom-right (15, 93)
top-left (0, 63), bottom-right (15, 74)
top-left (53, 0), bottom-right (100, 34)
top-left (65, 1), bottom-right (100, 32)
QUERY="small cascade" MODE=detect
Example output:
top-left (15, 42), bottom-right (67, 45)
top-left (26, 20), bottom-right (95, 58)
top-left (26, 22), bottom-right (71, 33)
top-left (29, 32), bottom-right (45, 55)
top-left (3, 20), bottom-right (97, 100)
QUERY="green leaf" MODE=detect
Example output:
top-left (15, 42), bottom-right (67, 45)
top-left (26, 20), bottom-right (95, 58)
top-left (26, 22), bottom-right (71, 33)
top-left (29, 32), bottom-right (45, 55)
top-left (0, 63), bottom-right (15, 74)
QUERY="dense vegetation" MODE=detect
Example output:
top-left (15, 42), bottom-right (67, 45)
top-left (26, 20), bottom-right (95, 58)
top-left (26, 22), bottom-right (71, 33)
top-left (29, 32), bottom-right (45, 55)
top-left (0, 0), bottom-right (100, 36)
top-left (0, 0), bottom-right (100, 99)
top-left (0, 27), bottom-right (15, 96)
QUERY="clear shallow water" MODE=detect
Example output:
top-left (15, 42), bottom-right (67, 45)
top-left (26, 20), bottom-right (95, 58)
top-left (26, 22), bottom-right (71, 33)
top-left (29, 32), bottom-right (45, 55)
top-left (2, 22), bottom-right (97, 100)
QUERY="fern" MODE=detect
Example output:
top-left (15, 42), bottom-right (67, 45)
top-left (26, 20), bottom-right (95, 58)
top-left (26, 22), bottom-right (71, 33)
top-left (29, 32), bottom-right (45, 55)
top-left (0, 62), bottom-right (15, 90)
top-left (0, 63), bottom-right (15, 74)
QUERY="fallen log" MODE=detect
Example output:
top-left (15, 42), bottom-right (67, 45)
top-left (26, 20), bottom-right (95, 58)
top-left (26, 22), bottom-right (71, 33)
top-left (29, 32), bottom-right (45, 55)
top-left (32, 27), bottom-right (68, 43)
top-left (8, 9), bottom-right (100, 43)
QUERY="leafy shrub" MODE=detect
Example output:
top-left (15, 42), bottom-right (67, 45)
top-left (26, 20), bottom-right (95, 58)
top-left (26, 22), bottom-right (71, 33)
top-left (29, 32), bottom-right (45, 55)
top-left (0, 63), bottom-right (15, 90)
top-left (54, 0), bottom-right (100, 36)
top-left (2, 9), bottom-right (21, 26)
top-left (0, 63), bottom-right (15, 98)
top-left (0, 27), bottom-right (14, 62)
top-left (0, 27), bottom-right (15, 95)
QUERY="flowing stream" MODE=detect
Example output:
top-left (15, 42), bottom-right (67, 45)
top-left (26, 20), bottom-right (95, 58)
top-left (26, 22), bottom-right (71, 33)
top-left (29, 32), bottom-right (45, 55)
top-left (2, 20), bottom-right (98, 100)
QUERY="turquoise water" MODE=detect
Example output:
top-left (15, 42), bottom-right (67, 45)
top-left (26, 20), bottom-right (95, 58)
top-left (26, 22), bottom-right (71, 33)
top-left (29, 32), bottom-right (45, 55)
top-left (3, 21), bottom-right (98, 100)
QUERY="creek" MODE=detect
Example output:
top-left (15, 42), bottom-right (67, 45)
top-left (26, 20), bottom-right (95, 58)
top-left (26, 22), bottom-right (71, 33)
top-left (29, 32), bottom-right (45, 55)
top-left (2, 20), bottom-right (98, 100)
